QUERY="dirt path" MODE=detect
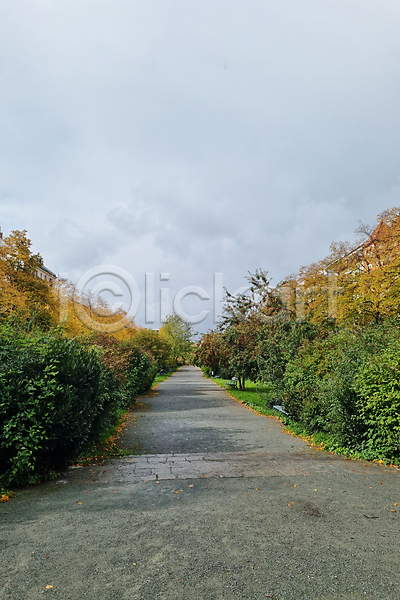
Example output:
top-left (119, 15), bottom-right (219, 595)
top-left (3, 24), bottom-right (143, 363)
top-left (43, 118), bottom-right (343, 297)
top-left (1, 366), bottom-right (399, 599)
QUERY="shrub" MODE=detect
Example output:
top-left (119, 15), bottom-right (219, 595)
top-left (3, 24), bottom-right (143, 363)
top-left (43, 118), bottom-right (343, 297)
top-left (282, 321), bottom-right (400, 459)
top-left (354, 346), bottom-right (400, 461)
top-left (87, 334), bottom-right (157, 408)
top-left (124, 346), bottom-right (157, 402)
top-left (0, 325), bottom-right (120, 487)
top-left (257, 319), bottom-right (326, 394)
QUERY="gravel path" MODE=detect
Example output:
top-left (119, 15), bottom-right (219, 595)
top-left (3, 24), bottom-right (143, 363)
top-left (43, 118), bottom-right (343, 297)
top-left (1, 365), bottom-right (400, 600)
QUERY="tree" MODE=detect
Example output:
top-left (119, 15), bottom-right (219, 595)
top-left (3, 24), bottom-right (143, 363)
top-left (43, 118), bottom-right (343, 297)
top-left (218, 269), bottom-right (284, 389)
top-left (221, 269), bottom-right (283, 329)
top-left (287, 208), bottom-right (400, 326)
top-left (58, 279), bottom-right (138, 339)
top-left (0, 230), bottom-right (57, 328)
top-left (0, 252), bottom-right (27, 318)
top-left (160, 314), bottom-right (194, 365)
top-left (221, 319), bottom-right (260, 389)
top-left (330, 208), bottom-right (400, 325)
top-left (131, 328), bottom-right (173, 370)
top-left (195, 331), bottom-right (228, 376)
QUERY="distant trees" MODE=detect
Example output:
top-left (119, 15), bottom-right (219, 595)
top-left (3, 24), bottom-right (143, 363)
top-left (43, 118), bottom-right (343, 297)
top-left (160, 314), bottom-right (194, 365)
top-left (196, 331), bottom-right (227, 377)
top-left (131, 328), bottom-right (173, 371)
top-left (57, 279), bottom-right (138, 340)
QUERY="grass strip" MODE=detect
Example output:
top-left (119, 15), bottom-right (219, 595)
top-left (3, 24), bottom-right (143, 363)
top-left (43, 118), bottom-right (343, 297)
top-left (210, 377), bottom-right (277, 416)
top-left (152, 368), bottom-right (180, 388)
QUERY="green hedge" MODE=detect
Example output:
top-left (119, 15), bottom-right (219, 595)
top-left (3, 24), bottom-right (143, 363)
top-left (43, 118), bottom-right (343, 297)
top-left (354, 346), bottom-right (400, 460)
top-left (124, 347), bottom-right (157, 400)
top-left (281, 321), bottom-right (400, 462)
top-left (86, 334), bottom-right (157, 408)
top-left (0, 325), bottom-right (156, 488)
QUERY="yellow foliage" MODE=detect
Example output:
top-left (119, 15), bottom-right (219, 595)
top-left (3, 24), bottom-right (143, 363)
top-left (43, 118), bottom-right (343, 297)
top-left (290, 207), bottom-right (400, 325)
top-left (56, 281), bottom-right (138, 339)
top-left (0, 230), bottom-right (57, 326)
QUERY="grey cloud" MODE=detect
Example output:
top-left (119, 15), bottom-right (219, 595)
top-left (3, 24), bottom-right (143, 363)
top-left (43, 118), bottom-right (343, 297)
top-left (2, 0), bottom-right (400, 330)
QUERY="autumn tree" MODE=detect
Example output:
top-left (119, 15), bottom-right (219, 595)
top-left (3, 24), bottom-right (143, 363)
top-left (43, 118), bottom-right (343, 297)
top-left (131, 328), bottom-right (173, 370)
top-left (0, 252), bottom-right (27, 318)
top-left (330, 208), bottom-right (400, 325)
top-left (58, 279), bottom-right (138, 339)
top-left (0, 230), bottom-right (57, 328)
top-left (221, 319), bottom-right (260, 389)
top-left (195, 331), bottom-right (228, 375)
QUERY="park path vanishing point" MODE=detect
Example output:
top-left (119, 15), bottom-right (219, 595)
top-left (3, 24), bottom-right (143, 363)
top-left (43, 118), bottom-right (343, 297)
top-left (67, 365), bottom-right (364, 484)
top-left (1, 366), bottom-right (400, 600)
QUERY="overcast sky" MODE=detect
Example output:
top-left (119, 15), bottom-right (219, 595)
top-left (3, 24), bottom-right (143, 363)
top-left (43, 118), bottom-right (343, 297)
top-left (2, 0), bottom-right (400, 331)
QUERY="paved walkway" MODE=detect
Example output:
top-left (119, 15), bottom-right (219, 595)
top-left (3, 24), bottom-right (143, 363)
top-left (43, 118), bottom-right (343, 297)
top-left (1, 366), bottom-right (400, 600)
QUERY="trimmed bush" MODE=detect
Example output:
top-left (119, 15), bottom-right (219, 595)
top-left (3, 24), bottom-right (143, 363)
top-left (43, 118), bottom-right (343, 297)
top-left (124, 346), bottom-right (157, 401)
top-left (88, 334), bottom-right (157, 408)
top-left (354, 346), bottom-right (400, 461)
top-left (282, 321), bottom-right (400, 461)
top-left (0, 326), bottom-right (120, 487)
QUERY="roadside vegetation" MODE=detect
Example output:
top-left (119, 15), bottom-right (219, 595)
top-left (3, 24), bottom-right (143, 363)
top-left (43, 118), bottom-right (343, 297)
top-left (0, 229), bottom-right (194, 490)
top-left (196, 207), bottom-right (400, 466)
